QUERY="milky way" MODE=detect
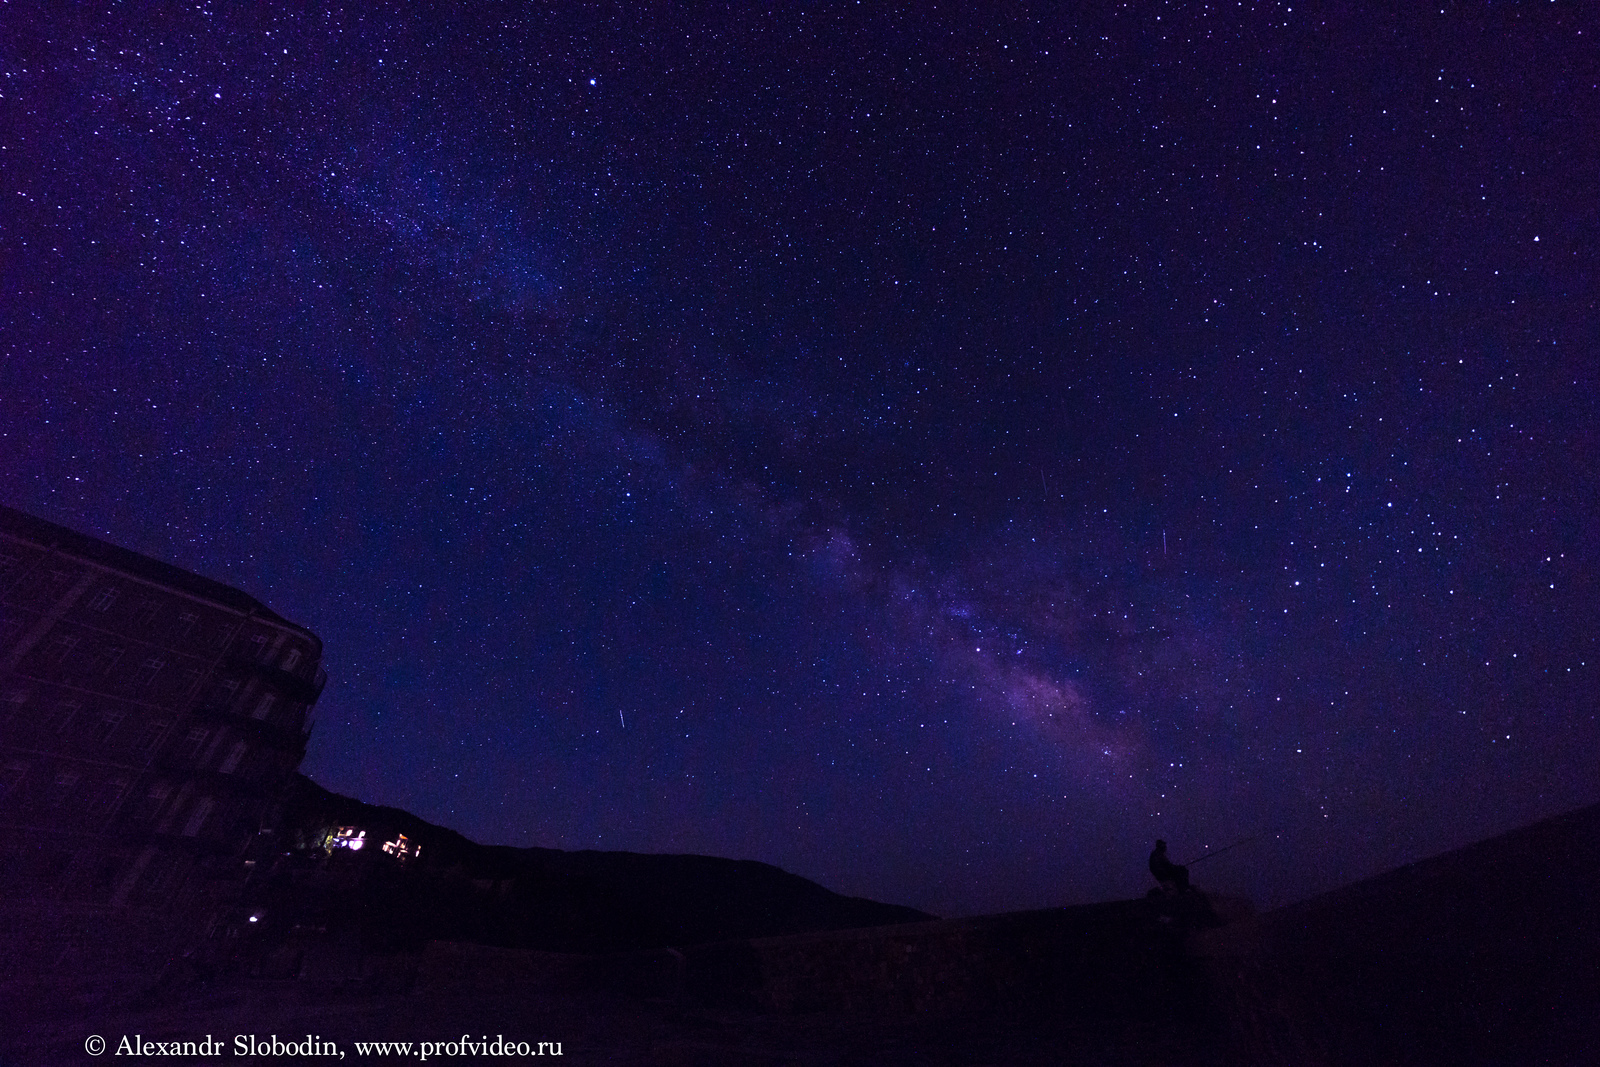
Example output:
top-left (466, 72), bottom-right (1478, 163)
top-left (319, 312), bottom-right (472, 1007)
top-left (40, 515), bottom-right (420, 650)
top-left (2, 1), bottom-right (1595, 915)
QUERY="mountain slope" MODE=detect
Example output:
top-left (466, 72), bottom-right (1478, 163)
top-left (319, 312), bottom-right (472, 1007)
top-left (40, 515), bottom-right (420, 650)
top-left (265, 774), bottom-right (932, 953)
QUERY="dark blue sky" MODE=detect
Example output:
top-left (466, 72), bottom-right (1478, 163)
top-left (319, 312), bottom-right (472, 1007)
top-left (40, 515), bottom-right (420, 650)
top-left (3, 0), bottom-right (1595, 916)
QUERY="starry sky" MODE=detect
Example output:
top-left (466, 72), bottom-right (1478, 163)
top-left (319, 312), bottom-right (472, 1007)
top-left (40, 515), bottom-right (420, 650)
top-left (3, 1), bottom-right (1596, 917)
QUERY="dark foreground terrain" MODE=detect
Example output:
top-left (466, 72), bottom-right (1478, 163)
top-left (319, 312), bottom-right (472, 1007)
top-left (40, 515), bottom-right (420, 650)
top-left (263, 774), bottom-right (933, 954)
top-left (4, 799), bottom-right (1598, 1065)
top-left (1192, 799), bottom-right (1600, 1065)
top-left (0, 981), bottom-right (1228, 1066)
top-left (0, 898), bottom-right (1230, 1066)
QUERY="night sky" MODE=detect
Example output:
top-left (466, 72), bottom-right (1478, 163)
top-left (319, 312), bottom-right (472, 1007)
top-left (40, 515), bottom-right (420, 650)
top-left (3, 1), bottom-right (1596, 917)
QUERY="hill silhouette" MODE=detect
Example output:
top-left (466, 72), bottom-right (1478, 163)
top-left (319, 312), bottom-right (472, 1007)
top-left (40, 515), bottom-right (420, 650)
top-left (259, 774), bottom-right (932, 955)
top-left (1196, 798), bottom-right (1600, 1064)
top-left (5, 790), bottom-right (1597, 1064)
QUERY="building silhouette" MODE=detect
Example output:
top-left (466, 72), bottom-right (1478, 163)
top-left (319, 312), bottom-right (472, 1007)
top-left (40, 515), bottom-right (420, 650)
top-left (0, 505), bottom-right (324, 913)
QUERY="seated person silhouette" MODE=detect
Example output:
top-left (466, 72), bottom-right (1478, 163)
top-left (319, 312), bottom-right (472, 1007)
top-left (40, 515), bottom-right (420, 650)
top-left (1149, 839), bottom-right (1191, 893)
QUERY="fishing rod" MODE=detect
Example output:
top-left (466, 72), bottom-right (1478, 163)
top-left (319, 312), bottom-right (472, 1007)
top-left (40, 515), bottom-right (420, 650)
top-left (1181, 829), bottom-right (1277, 867)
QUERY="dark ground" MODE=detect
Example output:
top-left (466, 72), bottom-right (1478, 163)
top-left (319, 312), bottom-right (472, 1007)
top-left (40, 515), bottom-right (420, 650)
top-left (2, 982), bottom-right (1229, 1066)
top-left (5, 800), bottom-right (1598, 1066)
top-left (0, 894), bottom-right (1229, 1065)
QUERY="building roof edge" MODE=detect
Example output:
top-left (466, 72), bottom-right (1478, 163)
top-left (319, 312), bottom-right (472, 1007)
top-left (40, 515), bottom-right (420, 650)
top-left (0, 503), bottom-right (320, 649)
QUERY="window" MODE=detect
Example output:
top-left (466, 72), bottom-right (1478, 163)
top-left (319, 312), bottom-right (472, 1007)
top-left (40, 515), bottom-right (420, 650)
top-left (219, 740), bottom-right (248, 774)
top-left (1, 689), bottom-right (28, 724)
top-left (181, 797), bottom-right (215, 837)
top-left (92, 644), bottom-right (126, 675)
top-left (181, 668), bottom-right (204, 697)
top-left (249, 634), bottom-right (269, 661)
top-left (251, 693), bottom-right (276, 721)
top-left (132, 598), bottom-right (161, 625)
top-left (34, 850), bottom-right (75, 886)
top-left (91, 854), bottom-right (124, 890)
top-left (0, 553), bottom-right (18, 577)
top-left (182, 728), bottom-right (210, 761)
top-left (208, 678), bottom-right (240, 709)
top-left (91, 779), bottom-right (129, 815)
top-left (137, 783), bottom-right (170, 822)
top-left (145, 854), bottom-right (183, 891)
top-left (177, 611), bottom-right (199, 639)
top-left (282, 647), bottom-right (302, 671)
top-left (0, 763), bottom-right (26, 802)
top-left (44, 634), bottom-right (80, 663)
top-left (88, 586), bottom-right (119, 612)
top-left (49, 700), bottom-right (82, 734)
top-left (132, 657), bottom-right (166, 689)
top-left (138, 720), bottom-right (171, 753)
top-left (92, 711), bottom-right (126, 743)
top-left (49, 771), bottom-right (80, 807)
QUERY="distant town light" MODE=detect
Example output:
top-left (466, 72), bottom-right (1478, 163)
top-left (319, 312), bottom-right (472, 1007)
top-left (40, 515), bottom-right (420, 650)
top-left (327, 826), bottom-right (367, 851)
top-left (382, 832), bottom-right (420, 862)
